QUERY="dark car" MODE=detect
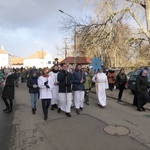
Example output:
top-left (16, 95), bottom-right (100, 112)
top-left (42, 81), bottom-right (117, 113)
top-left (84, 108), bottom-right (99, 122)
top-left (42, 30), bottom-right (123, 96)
top-left (128, 75), bottom-right (138, 93)
top-left (128, 68), bottom-right (150, 93)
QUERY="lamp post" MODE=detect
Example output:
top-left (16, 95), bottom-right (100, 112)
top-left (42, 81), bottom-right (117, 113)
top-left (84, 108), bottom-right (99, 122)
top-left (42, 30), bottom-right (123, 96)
top-left (59, 9), bottom-right (77, 66)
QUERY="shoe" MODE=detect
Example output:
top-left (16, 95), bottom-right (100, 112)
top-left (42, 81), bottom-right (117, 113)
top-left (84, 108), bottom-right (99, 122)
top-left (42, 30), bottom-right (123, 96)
top-left (51, 105), bottom-right (55, 110)
top-left (137, 108), bottom-right (142, 111)
top-left (141, 107), bottom-right (145, 111)
top-left (85, 102), bottom-right (89, 105)
top-left (118, 99), bottom-right (122, 103)
top-left (66, 113), bottom-right (71, 117)
top-left (32, 108), bottom-right (36, 114)
top-left (6, 109), bottom-right (13, 113)
top-left (80, 107), bottom-right (83, 111)
top-left (3, 107), bottom-right (10, 112)
top-left (57, 108), bottom-right (61, 113)
top-left (54, 104), bottom-right (58, 109)
top-left (76, 109), bottom-right (80, 115)
top-left (44, 115), bottom-right (48, 120)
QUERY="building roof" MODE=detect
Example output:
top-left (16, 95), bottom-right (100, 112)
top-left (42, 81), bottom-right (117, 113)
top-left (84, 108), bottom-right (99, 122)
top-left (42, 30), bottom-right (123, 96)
top-left (12, 57), bottom-right (24, 65)
top-left (25, 51), bottom-right (47, 59)
top-left (60, 57), bottom-right (91, 64)
top-left (0, 49), bottom-right (8, 54)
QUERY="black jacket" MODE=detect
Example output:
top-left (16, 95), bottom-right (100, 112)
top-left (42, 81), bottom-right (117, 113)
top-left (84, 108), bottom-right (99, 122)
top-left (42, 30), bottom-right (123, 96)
top-left (116, 73), bottom-right (127, 86)
top-left (135, 75), bottom-right (148, 94)
top-left (57, 70), bottom-right (74, 93)
top-left (2, 74), bottom-right (15, 100)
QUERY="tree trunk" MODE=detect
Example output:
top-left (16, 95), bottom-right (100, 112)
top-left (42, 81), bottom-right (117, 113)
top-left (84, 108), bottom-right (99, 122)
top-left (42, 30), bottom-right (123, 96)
top-left (145, 0), bottom-right (150, 31)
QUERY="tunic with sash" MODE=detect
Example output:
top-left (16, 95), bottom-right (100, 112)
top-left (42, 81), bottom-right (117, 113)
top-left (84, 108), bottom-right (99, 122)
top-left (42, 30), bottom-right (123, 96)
top-left (49, 70), bottom-right (59, 105)
top-left (92, 72), bottom-right (108, 106)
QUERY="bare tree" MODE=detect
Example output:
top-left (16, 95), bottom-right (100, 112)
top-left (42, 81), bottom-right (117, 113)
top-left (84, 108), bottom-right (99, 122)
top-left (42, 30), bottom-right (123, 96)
top-left (59, 0), bottom-right (150, 67)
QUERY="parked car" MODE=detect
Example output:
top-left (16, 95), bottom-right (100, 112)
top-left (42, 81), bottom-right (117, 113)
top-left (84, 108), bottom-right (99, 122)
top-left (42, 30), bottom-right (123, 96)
top-left (128, 68), bottom-right (150, 93)
top-left (127, 71), bottom-right (134, 80)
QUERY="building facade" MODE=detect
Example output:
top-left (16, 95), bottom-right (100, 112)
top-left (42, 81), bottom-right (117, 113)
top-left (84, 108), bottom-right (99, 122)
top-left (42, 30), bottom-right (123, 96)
top-left (0, 49), bottom-right (12, 68)
top-left (23, 51), bottom-right (54, 68)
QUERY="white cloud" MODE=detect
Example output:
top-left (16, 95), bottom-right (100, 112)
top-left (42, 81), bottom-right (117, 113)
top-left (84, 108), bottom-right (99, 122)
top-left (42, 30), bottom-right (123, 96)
top-left (0, 0), bottom-right (92, 57)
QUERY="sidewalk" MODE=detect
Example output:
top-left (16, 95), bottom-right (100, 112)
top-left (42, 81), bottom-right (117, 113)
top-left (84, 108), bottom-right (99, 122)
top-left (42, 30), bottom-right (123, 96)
top-left (91, 87), bottom-right (150, 110)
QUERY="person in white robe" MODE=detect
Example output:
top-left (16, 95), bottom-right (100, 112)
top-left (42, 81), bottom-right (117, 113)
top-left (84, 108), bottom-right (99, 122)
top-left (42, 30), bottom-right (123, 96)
top-left (49, 64), bottom-right (59, 110)
top-left (72, 64), bottom-right (86, 115)
top-left (57, 63), bottom-right (74, 117)
top-left (38, 68), bottom-right (54, 120)
top-left (92, 68), bottom-right (108, 107)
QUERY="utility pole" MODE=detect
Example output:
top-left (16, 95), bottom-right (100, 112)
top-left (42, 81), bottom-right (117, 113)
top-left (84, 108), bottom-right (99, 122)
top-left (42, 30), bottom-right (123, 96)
top-left (64, 40), bottom-right (68, 59)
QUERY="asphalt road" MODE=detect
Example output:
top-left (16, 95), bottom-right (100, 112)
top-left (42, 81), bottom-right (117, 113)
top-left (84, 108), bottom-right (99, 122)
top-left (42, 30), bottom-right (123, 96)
top-left (0, 96), bottom-right (14, 150)
top-left (0, 83), bottom-right (150, 150)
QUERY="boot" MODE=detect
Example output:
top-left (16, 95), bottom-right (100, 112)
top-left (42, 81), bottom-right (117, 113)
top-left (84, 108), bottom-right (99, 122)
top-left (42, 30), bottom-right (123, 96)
top-left (44, 115), bottom-right (48, 120)
top-left (51, 105), bottom-right (55, 110)
top-left (3, 99), bottom-right (10, 112)
top-left (7, 100), bottom-right (13, 113)
top-left (54, 104), bottom-right (58, 109)
top-left (6, 107), bottom-right (12, 113)
top-left (32, 108), bottom-right (35, 114)
top-left (3, 107), bottom-right (10, 112)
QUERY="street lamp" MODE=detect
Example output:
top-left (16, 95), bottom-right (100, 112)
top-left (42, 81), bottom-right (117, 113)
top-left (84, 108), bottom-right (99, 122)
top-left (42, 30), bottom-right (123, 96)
top-left (59, 9), bottom-right (77, 66)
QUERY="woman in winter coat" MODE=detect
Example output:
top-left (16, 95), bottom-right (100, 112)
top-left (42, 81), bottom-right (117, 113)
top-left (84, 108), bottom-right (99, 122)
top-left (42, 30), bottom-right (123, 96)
top-left (38, 68), bottom-right (54, 120)
top-left (107, 69), bottom-right (116, 91)
top-left (135, 68), bottom-right (149, 111)
top-left (115, 68), bottom-right (127, 103)
top-left (2, 69), bottom-right (15, 113)
top-left (27, 70), bottom-right (39, 114)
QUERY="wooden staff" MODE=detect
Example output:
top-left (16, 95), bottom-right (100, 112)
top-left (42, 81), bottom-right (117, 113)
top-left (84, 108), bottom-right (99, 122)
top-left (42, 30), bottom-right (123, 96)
top-left (65, 70), bottom-right (68, 106)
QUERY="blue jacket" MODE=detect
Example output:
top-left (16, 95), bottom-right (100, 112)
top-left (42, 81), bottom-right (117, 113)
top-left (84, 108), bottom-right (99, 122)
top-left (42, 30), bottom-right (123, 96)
top-left (72, 69), bottom-right (86, 91)
top-left (27, 76), bottom-right (39, 93)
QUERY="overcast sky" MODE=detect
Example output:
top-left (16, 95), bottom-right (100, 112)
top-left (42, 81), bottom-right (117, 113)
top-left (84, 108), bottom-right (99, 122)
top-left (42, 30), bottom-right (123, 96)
top-left (0, 0), bottom-right (92, 58)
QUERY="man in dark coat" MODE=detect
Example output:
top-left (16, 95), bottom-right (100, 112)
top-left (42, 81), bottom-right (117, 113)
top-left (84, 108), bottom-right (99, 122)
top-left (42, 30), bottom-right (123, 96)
top-left (2, 69), bottom-right (15, 113)
top-left (57, 63), bottom-right (74, 117)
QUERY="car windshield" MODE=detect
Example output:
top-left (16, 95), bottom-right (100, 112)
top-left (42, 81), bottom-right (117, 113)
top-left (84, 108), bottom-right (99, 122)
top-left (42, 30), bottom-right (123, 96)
top-left (129, 75), bottom-right (137, 81)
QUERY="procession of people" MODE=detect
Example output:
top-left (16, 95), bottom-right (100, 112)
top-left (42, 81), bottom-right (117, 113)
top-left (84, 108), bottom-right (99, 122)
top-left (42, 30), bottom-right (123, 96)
top-left (0, 64), bottom-right (150, 121)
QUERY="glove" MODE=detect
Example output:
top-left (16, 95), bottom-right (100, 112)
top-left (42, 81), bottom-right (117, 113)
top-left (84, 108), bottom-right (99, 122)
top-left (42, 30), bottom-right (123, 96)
top-left (46, 85), bottom-right (50, 88)
top-left (44, 81), bottom-right (48, 85)
top-left (33, 84), bottom-right (37, 88)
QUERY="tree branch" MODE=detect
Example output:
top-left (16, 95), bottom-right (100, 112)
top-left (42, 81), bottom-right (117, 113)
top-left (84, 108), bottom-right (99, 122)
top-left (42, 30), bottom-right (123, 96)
top-left (126, 0), bottom-right (146, 9)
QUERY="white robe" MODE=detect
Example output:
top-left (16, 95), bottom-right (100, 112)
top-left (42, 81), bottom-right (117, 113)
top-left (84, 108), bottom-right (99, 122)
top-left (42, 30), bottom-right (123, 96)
top-left (92, 72), bottom-right (108, 106)
top-left (49, 71), bottom-right (59, 105)
top-left (38, 76), bottom-right (54, 99)
top-left (58, 93), bottom-right (72, 113)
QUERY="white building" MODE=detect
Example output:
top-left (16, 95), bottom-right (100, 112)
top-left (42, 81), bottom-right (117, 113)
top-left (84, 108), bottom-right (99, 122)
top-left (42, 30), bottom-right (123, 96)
top-left (23, 51), bottom-right (54, 68)
top-left (0, 49), bottom-right (12, 68)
